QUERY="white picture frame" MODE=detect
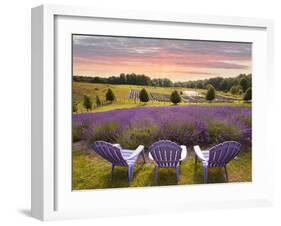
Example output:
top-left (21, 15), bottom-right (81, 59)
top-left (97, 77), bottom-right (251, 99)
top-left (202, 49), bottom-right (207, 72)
top-left (31, 4), bottom-right (274, 221)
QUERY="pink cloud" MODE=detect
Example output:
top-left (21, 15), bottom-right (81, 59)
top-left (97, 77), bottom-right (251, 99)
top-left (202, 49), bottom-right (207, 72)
top-left (72, 35), bottom-right (251, 81)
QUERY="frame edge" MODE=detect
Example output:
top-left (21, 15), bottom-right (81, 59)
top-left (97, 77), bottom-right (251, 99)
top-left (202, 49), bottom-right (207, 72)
top-left (31, 3), bottom-right (275, 220)
top-left (31, 5), bottom-right (44, 220)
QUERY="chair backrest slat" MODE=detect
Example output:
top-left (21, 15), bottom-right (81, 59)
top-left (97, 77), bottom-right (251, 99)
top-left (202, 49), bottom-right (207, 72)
top-left (91, 141), bottom-right (128, 166)
top-left (208, 141), bottom-right (241, 167)
top-left (149, 140), bottom-right (182, 168)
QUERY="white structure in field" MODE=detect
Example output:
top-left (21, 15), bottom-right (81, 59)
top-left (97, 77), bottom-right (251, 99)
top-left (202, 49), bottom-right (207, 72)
top-left (183, 90), bottom-right (202, 97)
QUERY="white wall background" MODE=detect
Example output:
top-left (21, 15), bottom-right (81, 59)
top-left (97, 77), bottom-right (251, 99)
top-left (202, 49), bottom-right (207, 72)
top-left (0, 0), bottom-right (280, 225)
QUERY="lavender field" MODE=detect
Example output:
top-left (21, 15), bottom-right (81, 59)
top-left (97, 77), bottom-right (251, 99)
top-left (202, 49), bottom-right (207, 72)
top-left (72, 105), bottom-right (252, 189)
top-left (73, 105), bottom-right (251, 150)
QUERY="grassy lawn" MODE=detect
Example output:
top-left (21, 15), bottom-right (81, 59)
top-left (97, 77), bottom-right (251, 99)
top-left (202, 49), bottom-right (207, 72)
top-left (73, 82), bottom-right (193, 101)
top-left (72, 147), bottom-right (251, 190)
top-left (73, 82), bottom-right (249, 113)
top-left (73, 82), bottom-right (192, 113)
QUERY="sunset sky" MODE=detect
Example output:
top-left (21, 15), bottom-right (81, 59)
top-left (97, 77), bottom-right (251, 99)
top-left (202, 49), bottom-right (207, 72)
top-left (72, 35), bottom-right (252, 82)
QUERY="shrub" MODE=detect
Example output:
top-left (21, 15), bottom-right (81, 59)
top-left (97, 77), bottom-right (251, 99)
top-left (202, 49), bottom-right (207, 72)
top-left (73, 123), bottom-right (83, 142)
top-left (206, 85), bottom-right (216, 101)
top-left (158, 119), bottom-right (197, 146)
top-left (139, 88), bottom-right (149, 103)
top-left (243, 87), bottom-right (252, 101)
top-left (84, 122), bottom-right (120, 144)
top-left (83, 95), bottom-right (92, 111)
top-left (73, 105), bottom-right (252, 148)
top-left (96, 95), bottom-right (101, 106)
top-left (207, 120), bottom-right (241, 144)
top-left (193, 121), bottom-right (210, 146)
top-left (106, 88), bottom-right (115, 102)
top-left (170, 90), bottom-right (181, 104)
top-left (230, 85), bottom-right (242, 95)
top-left (116, 120), bottom-right (159, 149)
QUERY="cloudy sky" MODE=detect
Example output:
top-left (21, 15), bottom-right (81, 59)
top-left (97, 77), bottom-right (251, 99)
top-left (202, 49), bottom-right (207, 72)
top-left (72, 35), bottom-right (251, 82)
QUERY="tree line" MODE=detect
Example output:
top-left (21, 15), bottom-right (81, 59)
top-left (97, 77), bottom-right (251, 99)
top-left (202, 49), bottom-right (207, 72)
top-left (174, 74), bottom-right (252, 93)
top-left (73, 73), bottom-right (251, 92)
top-left (73, 73), bottom-right (174, 87)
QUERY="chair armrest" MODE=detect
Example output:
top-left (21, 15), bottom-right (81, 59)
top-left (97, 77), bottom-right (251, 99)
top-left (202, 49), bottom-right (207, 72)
top-left (112, 143), bottom-right (122, 149)
top-left (194, 145), bottom-right (207, 161)
top-left (180, 145), bottom-right (187, 161)
top-left (180, 145), bottom-right (187, 152)
top-left (125, 145), bottom-right (144, 160)
top-left (148, 152), bottom-right (153, 160)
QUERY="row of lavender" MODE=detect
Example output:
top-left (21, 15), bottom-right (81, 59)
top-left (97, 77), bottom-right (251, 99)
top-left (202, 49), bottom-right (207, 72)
top-left (73, 105), bottom-right (251, 150)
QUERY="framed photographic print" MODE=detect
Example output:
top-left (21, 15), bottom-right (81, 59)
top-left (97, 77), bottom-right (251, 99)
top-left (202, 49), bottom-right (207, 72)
top-left (31, 4), bottom-right (274, 221)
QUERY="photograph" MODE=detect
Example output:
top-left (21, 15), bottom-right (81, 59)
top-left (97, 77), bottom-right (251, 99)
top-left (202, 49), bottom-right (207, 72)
top-left (72, 34), bottom-right (252, 190)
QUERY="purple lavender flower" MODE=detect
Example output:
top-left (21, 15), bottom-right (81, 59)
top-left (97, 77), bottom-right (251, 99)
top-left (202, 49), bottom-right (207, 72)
top-left (73, 105), bottom-right (251, 148)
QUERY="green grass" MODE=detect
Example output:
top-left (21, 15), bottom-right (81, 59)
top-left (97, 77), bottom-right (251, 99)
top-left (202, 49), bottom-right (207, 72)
top-left (73, 101), bottom-right (251, 114)
top-left (72, 148), bottom-right (251, 190)
top-left (73, 82), bottom-right (192, 101)
top-left (73, 82), bottom-right (190, 112)
top-left (73, 82), bottom-right (247, 113)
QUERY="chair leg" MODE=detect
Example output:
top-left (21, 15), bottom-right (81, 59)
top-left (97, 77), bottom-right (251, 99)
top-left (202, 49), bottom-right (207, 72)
top-left (155, 165), bottom-right (159, 184)
top-left (128, 165), bottom-right (134, 182)
top-left (141, 151), bottom-right (146, 164)
top-left (224, 165), bottom-right (229, 182)
top-left (110, 164), bottom-right (115, 181)
top-left (194, 155), bottom-right (198, 172)
top-left (176, 166), bottom-right (180, 184)
top-left (203, 165), bottom-right (208, 184)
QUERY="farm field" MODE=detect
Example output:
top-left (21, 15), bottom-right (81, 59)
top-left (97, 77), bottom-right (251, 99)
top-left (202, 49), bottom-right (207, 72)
top-left (73, 82), bottom-right (244, 113)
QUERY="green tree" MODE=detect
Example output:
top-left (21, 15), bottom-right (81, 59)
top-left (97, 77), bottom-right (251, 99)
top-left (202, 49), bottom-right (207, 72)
top-left (120, 73), bottom-right (126, 84)
top-left (170, 90), bottom-right (181, 105)
top-left (139, 88), bottom-right (149, 103)
top-left (106, 88), bottom-right (115, 102)
top-left (220, 80), bottom-right (228, 92)
top-left (239, 77), bottom-right (249, 93)
top-left (206, 85), bottom-right (216, 101)
top-left (243, 87), bottom-right (252, 101)
top-left (83, 95), bottom-right (92, 111)
top-left (230, 85), bottom-right (242, 95)
top-left (96, 95), bottom-right (101, 106)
